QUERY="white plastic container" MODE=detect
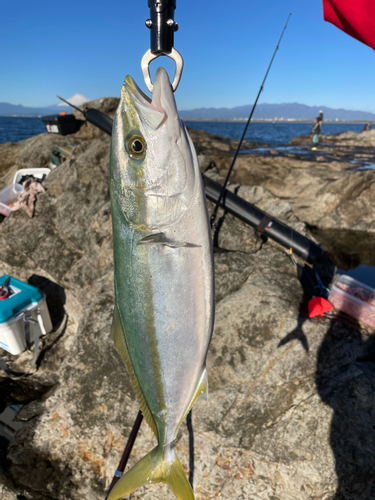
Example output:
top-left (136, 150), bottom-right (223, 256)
top-left (328, 275), bottom-right (375, 328)
top-left (12, 167), bottom-right (51, 185)
top-left (0, 183), bottom-right (23, 216)
top-left (0, 276), bottom-right (53, 355)
top-left (0, 298), bottom-right (52, 355)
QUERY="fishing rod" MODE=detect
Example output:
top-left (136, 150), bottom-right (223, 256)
top-left (56, 95), bottom-right (83, 113)
top-left (56, 95), bottom-right (113, 135)
top-left (210, 13), bottom-right (292, 229)
top-left (104, 410), bottom-right (143, 500)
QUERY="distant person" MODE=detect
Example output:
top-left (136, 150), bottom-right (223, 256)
top-left (362, 123), bottom-right (370, 132)
top-left (319, 110), bottom-right (324, 122)
top-left (311, 116), bottom-right (322, 150)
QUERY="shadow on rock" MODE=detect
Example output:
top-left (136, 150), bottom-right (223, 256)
top-left (278, 258), bottom-right (334, 353)
top-left (7, 444), bottom-right (77, 500)
top-left (278, 256), bottom-right (375, 497)
top-left (27, 275), bottom-right (68, 370)
top-left (277, 264), bottom-right (311, 352)
top-left (278, 314), bottom-right (309, 352)
top-left (282, 264), bottom-right (375, 498)
top-left (316, 312), bottom-right (375, 499)
top-left (27, 274), bottom-right (66, 330)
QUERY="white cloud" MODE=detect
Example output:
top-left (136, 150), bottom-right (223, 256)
top-left (58, 93), bottom-right (88, 107)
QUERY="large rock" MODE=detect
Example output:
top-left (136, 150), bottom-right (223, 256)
top-left (290, 129), bottom-right (375, 147)
top-left (0, 110), bottom-right (375, 500)
top-left (193, 127), bottom-right (375, 268)
top-left (0, 134), bottom-right (83, 190)
top-left (72, 97), bottom-right (120, 140)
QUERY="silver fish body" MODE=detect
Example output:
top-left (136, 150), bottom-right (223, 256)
top-left (108, 67), bottom-right (214, 500)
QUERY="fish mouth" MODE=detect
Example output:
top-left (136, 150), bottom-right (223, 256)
top-left (123, 68), bottom-right (178, 131)
top-left (122, 75), bottom-right (165, 131)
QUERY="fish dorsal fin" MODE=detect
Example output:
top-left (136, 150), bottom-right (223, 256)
top-left (137, 233), bottom-right (200, 248)
top-left (111, 307), bottom-right (158, 438)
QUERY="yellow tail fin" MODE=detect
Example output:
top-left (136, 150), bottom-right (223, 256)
top-left (107, 445), bottom-right (194, 500)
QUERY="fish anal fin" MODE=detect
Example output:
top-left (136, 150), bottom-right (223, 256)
top-left (107, 445), bottom-right (195, 500)
top-left (111, 307), bottom-right (158, 438)
top-left (195, 368), bottom-right (209, 401)
top-left (180, 368), bottom-right (209, 427)
top-left (137, 232), bottom-right (200, 248)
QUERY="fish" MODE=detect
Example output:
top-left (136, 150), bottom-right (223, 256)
top-left (108, 67), bottom-right (215, 500)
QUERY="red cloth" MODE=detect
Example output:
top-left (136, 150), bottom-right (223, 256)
top-left (323, 0), bottom-right (375, 50)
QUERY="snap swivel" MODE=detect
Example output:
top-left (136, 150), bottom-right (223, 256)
top-left (141, 47), bottom-right (184, 93)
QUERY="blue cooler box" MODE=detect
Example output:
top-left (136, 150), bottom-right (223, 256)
top-left (0, 275), bottom-right (52, 355)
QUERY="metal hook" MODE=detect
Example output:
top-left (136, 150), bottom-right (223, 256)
top-left (141, 47), bottom-right (184, 93)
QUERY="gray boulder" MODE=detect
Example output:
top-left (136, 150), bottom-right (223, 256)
top-left (0, 111), bottom-right (374, 500)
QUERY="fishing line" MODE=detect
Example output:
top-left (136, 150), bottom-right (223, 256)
top-left (186, 410), bottom-right (194, 488)
top-left (210, 13), bottom-right (292, 229)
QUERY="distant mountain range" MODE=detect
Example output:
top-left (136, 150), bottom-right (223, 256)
top-left (0, 94), bottom-right (88, 117)
top-left (1, 100), bottom-right (375, 122)
top-left (179, 103), bottom-right (375, 122)
top-left (0, 102), bottom-right (71, 117)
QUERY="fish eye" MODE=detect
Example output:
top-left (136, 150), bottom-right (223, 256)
top-left (126, 134), bottom-right (146, 159)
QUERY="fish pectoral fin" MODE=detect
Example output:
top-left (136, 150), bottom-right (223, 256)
top-left (110, 307), bottom-right (158, 438)
top-left (137, 233), bottom-right (200, 248)
top-left (107, 445), bottom-right (195, 500)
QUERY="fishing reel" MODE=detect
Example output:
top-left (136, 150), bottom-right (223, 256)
top-left (142, 0), bottom-right (183, 92)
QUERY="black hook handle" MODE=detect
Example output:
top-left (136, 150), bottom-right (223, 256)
top-left (146, 0), bottom-right (178, 55)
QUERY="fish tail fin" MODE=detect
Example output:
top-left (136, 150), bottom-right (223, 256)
top-left (164, 450), bottom-right (195, 500)
top-left (107, 445), bottom-right (194, 500)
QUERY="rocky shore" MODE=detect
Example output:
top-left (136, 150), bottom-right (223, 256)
top-left (0, 99), bottom-right (375, 500)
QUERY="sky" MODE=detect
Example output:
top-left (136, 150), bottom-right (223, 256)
top-left (1, 0), bottom-right (374, 112)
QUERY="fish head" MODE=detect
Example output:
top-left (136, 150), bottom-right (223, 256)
top-left (111, 67), bottom-right (197, 231)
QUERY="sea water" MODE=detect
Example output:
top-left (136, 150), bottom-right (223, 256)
top-left (0, 117), bottom-right (46, 144)
top-left (184, 121), bottom-right (367, 146)
top-left (0, 116), bottom-right (369, 145)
